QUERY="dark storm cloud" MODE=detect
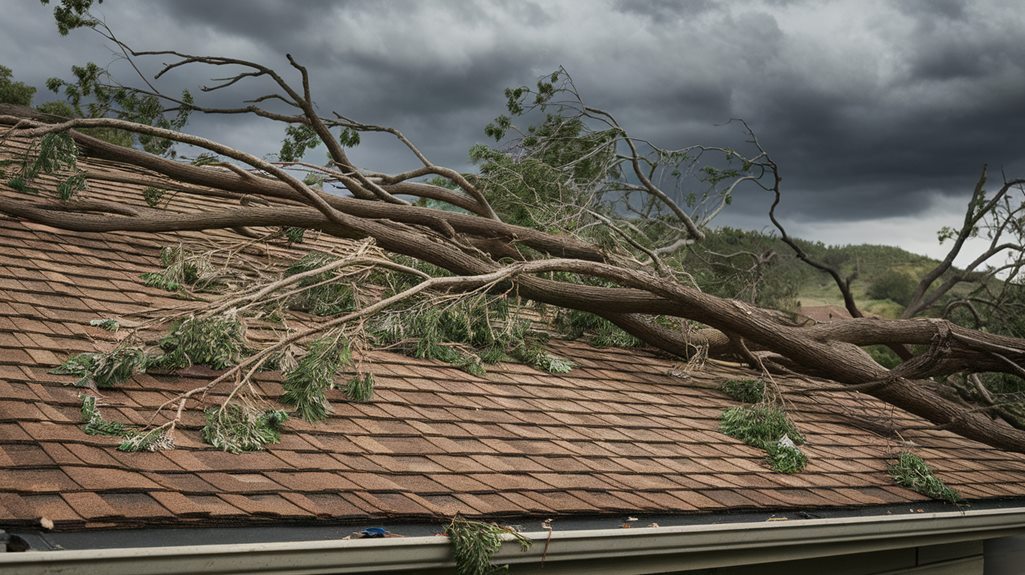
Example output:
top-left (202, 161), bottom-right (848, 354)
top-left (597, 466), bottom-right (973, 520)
top-left (118, 1), bottom-right (562, 172)
top-left (159, 0), bottom-right (350, 47)
top-left (4, 0), bottom-right (1025, 234)
top-left (733, 1), bottom-right (1025, 219)
top-left (613, 0), bottom-right (717, 20)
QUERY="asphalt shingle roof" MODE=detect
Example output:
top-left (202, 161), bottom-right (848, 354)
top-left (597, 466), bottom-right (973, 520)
top-left (2, 136), bottom-right (1025, 531)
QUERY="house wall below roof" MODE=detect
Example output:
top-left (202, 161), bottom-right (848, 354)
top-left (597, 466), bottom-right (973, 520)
top-left (682, 542), bottom-right (984, 575)
top-left (500, 541), bottom-right (985, 575)
top-left (984, 536), bottom-right (1025, 575)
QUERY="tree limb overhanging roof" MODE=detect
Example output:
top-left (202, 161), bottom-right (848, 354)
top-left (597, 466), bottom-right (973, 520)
top-left (2, 136), bottom-right (1025, 535)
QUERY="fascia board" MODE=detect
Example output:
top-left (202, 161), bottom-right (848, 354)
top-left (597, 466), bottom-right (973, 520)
top-left (2, 507), bottom-right (1025, 575)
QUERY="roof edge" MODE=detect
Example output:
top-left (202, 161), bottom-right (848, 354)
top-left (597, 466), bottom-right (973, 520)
top-left (3, 507), bottom-right (1025, 574)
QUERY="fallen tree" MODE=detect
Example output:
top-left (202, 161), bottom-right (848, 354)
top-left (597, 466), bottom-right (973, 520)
top-left (2, 16), bottom-right (1025, 454)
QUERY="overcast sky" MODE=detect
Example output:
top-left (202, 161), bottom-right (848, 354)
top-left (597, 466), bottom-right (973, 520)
top-left (3, 0), bottom-right (1024, 261)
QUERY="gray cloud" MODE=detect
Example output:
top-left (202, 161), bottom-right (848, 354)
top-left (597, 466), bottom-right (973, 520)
top-left (4, 0), bottom-right (1025, 255)
top-left (613, 0), bottom-right (717, 20)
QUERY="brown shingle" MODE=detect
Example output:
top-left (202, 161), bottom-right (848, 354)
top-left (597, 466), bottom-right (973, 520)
top-left (2, 443), bottom-right (53, 466)
top-left (273, 449), bottom-right (352, 471)
top-left (218, 494), bottom-right (312, 518)
top-left (368, 492), bottom-right (440, 517)
top-left (0, 468), bottom-right (79, 493)
top-left (198, 472), bottom-right (283, 494)
top-left (144, 472), bottom-right (219, 494)
top-left (21, 494), bottom-right (84, 525)
top-left (64, 443), bottom-right (124, 468)
top-left (339, 472), bottom-right (405, 492)
top-left (291, 494), bottom-right (359, 518)
top-left (64, 466), bottom-right (161, 491)
top-left (62, 492), bottom-right (122, 520)
top-left (421, 494), bottom-right (482, 516)
top-left (150, 491), bottom-right (218, 517)
top-left (367, 454), bottom-right (450, 474)
top-left (183, 494), bottom-right (246, 517)
top-left (264, 471), bottom-right (360, 492)
top-left (100, 491), bottom-right (175, 518)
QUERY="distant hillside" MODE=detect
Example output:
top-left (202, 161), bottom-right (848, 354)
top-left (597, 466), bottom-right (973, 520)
top-left (675, 227), bottom-right (954, 318)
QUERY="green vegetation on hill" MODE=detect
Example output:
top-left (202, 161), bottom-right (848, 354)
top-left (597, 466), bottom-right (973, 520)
top-left (674, 227), bottom-right (952, 317)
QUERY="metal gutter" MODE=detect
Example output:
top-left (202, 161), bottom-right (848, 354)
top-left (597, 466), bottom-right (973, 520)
top-left (2, 507), bottom-right (1025, 575)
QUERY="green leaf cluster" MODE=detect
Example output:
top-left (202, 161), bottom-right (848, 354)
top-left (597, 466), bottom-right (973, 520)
top-left (58, 311), bottom-right (246, 384)
top-left (142, 186), bottom-right (165, 208)
top-left (44, 61), bottom-right (192, 155)
top-left (371, 300), bottom-right (496, 375)
top-left (282, 226), bottom-right (306, 244)
top-left (345, 372), bottom-right (375, 403)
top-left (118, 428), bottom-right (173, 452)
top-left (32, 131), bottom-right (79, 177)
top-left (152, 315), bottom-right (247, 371)
top-left (51, 346), bottom-right (145, 388)
top-left (721, 405), bottom-right (804, 449)
top-left (444, 516), bottom-right (531, 575)
top-left (201, 404), bottom-right (288, 453)
top-left (508, 337), bottom-right (574, 374)
top-left (302, 172), bottom-right (325, 189)
top-left (720, 405), bottom-right (807, 473)
top-left (4, 130), bottom-right (86, 200)
top-left (81, 395), bottom-right (128, 436)
top-left (0, 65), bottom-right (36, 106)
top-left (472, 95), bottom-right (621, 234)
top-left (867, 269), bottom-right (917, 306)
top-left (369, 284), bottom-right (577, 376)
top-left (42, 0), bottom-right (102, 35)
top-left (889, 451), bottom-right (961, 503)
top-left (140, 244), bottom-right (209, 293)
top-left (56, 172), bottom-right (86, 200)
top-left (50, 352), bottom-right (96, 382)
top-left (766, 441), bottom-right (808, 474)
top-left (554, 309), bottom-right (641, 348)
top-left (338, 127), bottom-right (360, 148)
top-left (79, 395), bottom-right (171, 452)
top-left (720, 379), bottom-right (765, 403)
top-left (283, 252), bottom-right (355, 315)
top-left (89, 347), bottom-right (146, 388)
top-left (281, 337), bottom-right (352, 421)
top-left (495, 70), bottom-right (561, 122)
top-left (279, 124), bottom-right (320, 162)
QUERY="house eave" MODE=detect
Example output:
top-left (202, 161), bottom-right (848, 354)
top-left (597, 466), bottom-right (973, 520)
top-left (3, 506), bottom-right (1025, 574)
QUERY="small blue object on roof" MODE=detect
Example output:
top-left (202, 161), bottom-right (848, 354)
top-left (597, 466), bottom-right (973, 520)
top-left (361, 527), bottom-right (390, 538)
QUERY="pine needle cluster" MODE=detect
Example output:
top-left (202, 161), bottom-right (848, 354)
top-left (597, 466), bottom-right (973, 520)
top-left (152, 314), bottom-right (247, 370)
top-left (371, 294), bottom-right (573, 376)
top-left (140, 244), bottom-right (207, 292)
top-left (345, 372), bottom-right (375, 403)
top-left (282, 226), bottom-right (306, 244)
top-left (201, 404), bottom-right (289, 453)
top-left (4, 131), bottom-right (85, 199)
top-left (142, 186), bottom-right (165, 207)
top-left (282, 252), bottom-right (356, 315)
top-left (281, 336), bottom-right (352, 421)
top-left (720, 405), bottom-right (807, 473)
top-left (52, 347), bottom-right (145, 388)
top-left (79, 395), bottom-right (172, 452)
top-left (720, 379), bottom-right (765, 403)
top-left (88, 318), bottom-right (120, 331)
top-left (889, 451), bottom-right (961, 503)
top-left (554, 308), bottom-right (641, 348)
top-left (81, 395), bottom-right (128, 436)
top-left (444, 516), bottom-right (531, 575)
